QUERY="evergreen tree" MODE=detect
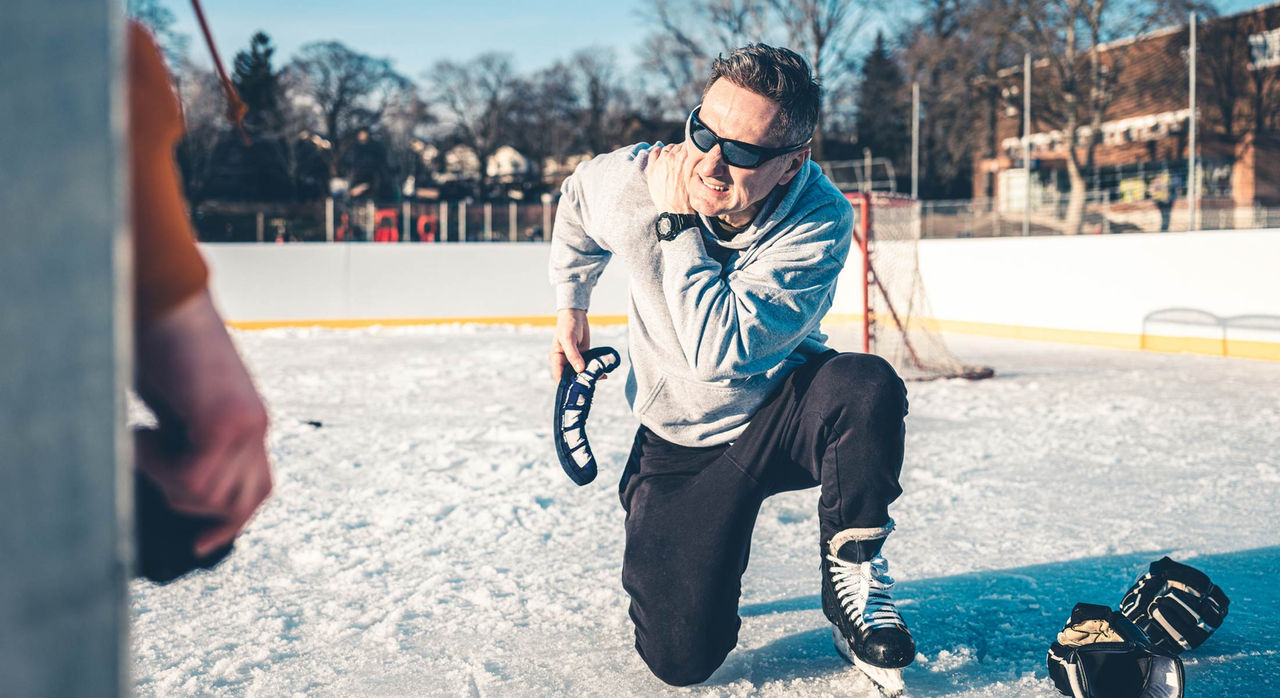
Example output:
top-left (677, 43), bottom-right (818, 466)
top-left (855, 32), bottom-right (909, 175)
top-left (233, 32), bottom-right (281, 132)
top-left (225, 32), bottom-right (292, 201)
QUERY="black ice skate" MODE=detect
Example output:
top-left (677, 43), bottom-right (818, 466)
top-left (822, 521), bottom-right (914, 696)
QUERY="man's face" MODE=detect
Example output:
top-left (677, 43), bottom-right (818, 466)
top-left (686, 79), bottom-right (809, 223)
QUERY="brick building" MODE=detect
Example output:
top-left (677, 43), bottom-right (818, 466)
top-left (976, 3), bottom-right (1280, 229)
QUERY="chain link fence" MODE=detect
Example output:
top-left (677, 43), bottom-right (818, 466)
top-left (919, 194), bottom-right (1278, 239)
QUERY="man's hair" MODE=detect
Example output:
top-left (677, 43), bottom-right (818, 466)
top-left (704, 44), bottom-right (821, 146)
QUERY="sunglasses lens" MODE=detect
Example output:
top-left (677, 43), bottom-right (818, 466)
top-left (690, 124), bottom-right (717, 153)
top-left (687, 109), bottom-right (769, 168)
top-left (720, 142), bottom-right (763, 169)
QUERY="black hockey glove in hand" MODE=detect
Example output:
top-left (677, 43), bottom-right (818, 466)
top-left (134, 470), bottom-right (234, 584)
top-left (553, 346), bottom-right (620, 486)
top-left (1119, 557), bottom-right (1229, 656)
top-left (1047, 603), bottom-right (1184, 698)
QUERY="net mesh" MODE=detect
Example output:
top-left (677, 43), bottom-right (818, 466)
top-left (856, 192), bottom-right (995, 381)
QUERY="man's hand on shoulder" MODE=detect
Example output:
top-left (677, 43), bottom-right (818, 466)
top-left (551, 308), bottom-right (605, 383)
top-left (646, 143), bottom-right (696, 215)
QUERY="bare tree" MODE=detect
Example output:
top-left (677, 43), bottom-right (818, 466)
top-left (272, 71), bottom-right (330, 199)
top-left (1239, 9), bottom-right (1280, 136)
top-left (1020, 0), bottom-right (1201, 234)
top-left (568, 48), bottom-right (635, 154)
top-left (647, 0), bottom-right (770, 61)
top-left (506, 62), bottom-right (583, 186)
top-left (640, 0), bottom-right (877, 158)
top-left (428, 53), bottom-right (521, 197)
top-left (289, 41), bottom-right (410, 181)
top-left (379, 87), bottom-right (435, 194)
top-left (901, 0), bottom-right (1022, 198)
top-left (638, 34), bottom-right (707, 117)
top-left (639, 0), bottom-right (770, 117)
top-left (768, 0), bottom-right (876, 158)
top-left (1198, 13), bottom-right (1249, 143)
top-left (173, 64), bottom-right (228, 208)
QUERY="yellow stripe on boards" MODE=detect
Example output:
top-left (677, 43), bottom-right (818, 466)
top-left (224, 314), bottom-right (1279, 362)
top-left (225, 315), bottom-right (630, 331)
top-left (819, 316), bottom-right (1280, 362)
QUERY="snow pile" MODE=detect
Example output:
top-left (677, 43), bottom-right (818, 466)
top-left (131, 326), bottom-right (1280, 696)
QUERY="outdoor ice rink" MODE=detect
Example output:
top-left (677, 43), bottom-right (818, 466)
top-left (130, 325), bottom-right (1280, 697)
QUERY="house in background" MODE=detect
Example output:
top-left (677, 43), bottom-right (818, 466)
top-left (976, 3), bottom-right (1280, 230)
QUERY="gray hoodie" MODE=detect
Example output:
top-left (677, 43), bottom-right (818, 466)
top-left (550, 143), bottom-right (853, 447)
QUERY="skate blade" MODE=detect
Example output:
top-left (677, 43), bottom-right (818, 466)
top-left (832, 626), bottom-right (906, 696)
top-left (853, 657), bottom-right (905, 696)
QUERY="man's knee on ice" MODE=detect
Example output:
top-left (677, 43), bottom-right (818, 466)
top-left (636, 638), bottom-right (729, 687)
top-left (813, 353), bottom-right (907, 414)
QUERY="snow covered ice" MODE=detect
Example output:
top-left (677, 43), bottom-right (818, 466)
top-left (131, 325), bottom-right (1280, 696)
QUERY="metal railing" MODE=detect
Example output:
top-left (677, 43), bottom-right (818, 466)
top-left (193, 198), bottom-right (559, 243)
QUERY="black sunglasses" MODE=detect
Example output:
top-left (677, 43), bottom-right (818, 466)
top-left (686, 105), bottom-right (811, 169)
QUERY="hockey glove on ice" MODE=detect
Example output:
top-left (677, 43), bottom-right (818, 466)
top-left (1119, 557), bottom-right (1229, 656)
top-left (553, 346), bottom-right (620, 486)
top-left (1047, 603), bottom-right (1184, 698)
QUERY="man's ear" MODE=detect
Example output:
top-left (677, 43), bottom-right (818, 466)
top-left (777, 148), bottom-right (810, 187)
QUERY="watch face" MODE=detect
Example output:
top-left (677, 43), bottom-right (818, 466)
top-left (658, 217), bottom-right (673, 235)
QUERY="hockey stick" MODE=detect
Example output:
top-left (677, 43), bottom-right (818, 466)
top-left (189, 0), bottom-right (251, 146)
top-left (553, 346), bottom-right (620, 486)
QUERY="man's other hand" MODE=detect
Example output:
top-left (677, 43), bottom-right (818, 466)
top-left (551, 308), bottom-right (599, 383)
top-left (134, 290), bottom-right (273, 558)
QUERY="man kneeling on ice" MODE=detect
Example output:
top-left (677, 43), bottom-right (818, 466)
top-left (548, 44), bottom-right (914, 690)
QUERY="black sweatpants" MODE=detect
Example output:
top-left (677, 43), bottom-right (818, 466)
top-left (618, 352), bottom-right (908, 686)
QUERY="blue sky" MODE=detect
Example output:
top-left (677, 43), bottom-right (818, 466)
top-left (165, 0), bottom-right (1273, 79)
top-left (167, 0), bottom-right (651, 76)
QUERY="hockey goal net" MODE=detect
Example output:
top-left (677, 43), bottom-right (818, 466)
top-left (846, 192), bottom-right (994, 381)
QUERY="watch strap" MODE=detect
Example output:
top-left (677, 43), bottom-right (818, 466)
top-left (656, 212), bottom-right (700, 241)
top-left (666, 213), bottom-right (699, 230)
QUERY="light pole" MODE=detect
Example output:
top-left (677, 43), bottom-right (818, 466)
top-left (911, 82), bottom-right (920, 200)
top-left (862, 147), bottom-right (873, 192)
top-left (541, 192), bottom-right (554, 241)
top-left (1188, 11), bottom-right (1198, 231)
top-left (1023, 53), bottom-right (1032, 237)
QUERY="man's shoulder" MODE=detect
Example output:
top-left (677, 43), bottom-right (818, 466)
top-left (575, 143), bottom-right (654, 177)
top-left (566, 144), bottom-right (655, 208)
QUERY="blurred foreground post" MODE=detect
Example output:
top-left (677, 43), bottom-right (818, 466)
top-left (0, 1), bottom-right (129, 696)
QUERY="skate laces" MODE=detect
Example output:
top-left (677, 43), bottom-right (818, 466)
top-left (828, 553), bottom-right (907, 630)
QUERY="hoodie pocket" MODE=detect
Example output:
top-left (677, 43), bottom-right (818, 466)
top-left (634, 375), bottom-right (666, 416)
top-left (635, 370), bottom-right (771, 432)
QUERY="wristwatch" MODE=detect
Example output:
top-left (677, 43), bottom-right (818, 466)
top-left (654, 212), bottom-right (700, 241)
